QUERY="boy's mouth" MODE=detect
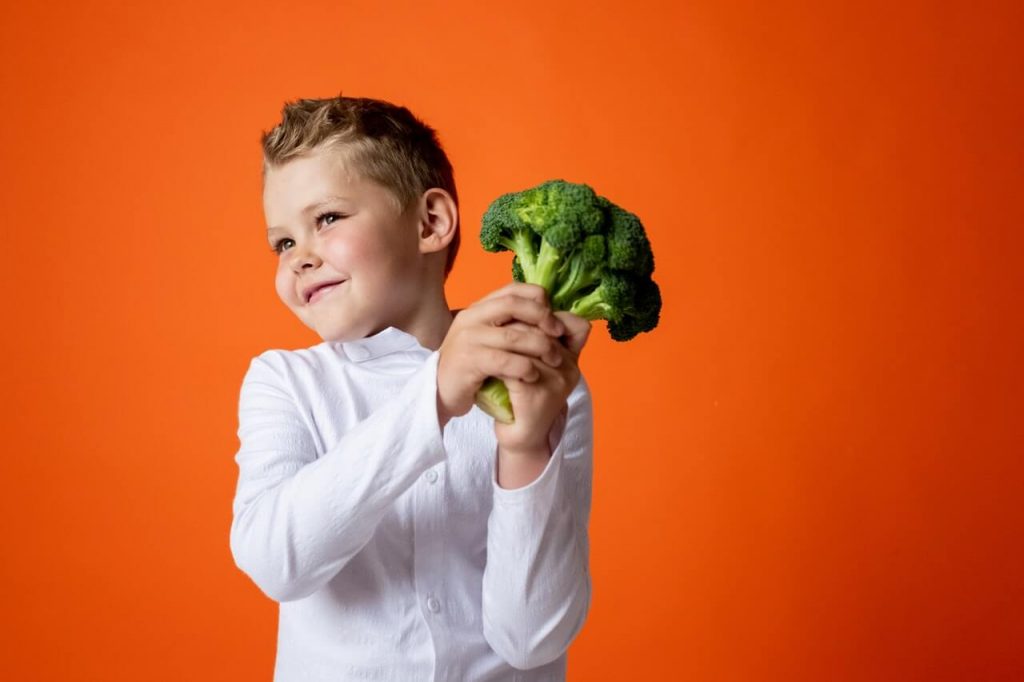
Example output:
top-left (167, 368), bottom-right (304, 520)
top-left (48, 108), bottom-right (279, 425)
top-left (303, 279), bottom-right (346, 304)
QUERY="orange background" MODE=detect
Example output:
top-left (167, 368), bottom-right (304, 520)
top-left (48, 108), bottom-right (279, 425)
top-left (1, 0), bottom-right (1021, 679)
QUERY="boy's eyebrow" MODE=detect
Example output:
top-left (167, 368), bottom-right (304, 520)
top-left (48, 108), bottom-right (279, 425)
top-left (268, 195), bottom-right (350, 232)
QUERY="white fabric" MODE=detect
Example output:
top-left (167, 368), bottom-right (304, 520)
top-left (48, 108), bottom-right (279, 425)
top-left (229, 325), bottom-right (593, 681)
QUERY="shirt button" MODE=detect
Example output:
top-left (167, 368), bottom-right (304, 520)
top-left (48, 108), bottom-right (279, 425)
top-left (426, 596), bottom-right (441, 613)
top-left (424, 469), bottom-right (439, 484)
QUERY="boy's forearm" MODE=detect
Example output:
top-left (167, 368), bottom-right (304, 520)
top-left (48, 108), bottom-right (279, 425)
top-left (482, 383), bottom-right (593, 669)
top-left (495, 444), bottom-right (551, 489)
top-left (231, 353), bottom-right (447, 603)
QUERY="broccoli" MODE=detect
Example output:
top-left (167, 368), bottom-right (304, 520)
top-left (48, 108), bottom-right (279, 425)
top-left (475, 179), bottom-right (662, 423)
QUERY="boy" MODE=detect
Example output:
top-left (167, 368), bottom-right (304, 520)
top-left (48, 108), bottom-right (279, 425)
top-left (230, 95), bottom-right (594, 681)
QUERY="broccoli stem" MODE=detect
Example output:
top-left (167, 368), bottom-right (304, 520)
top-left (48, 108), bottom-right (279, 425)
top-left (503, 229), bottom-right (539, 275)
top-left (552, 261), bottom-right (601, 310)
top-left (567, 286), bottom-right (612, 320)
top-left (474, 377), bottom-right (515, 424)
top-left (531, 240), bottom-right (563, 295)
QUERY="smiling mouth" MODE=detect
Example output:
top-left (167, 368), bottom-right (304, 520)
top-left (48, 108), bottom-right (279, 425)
top-left (307, 281), bottom-right (346, 305)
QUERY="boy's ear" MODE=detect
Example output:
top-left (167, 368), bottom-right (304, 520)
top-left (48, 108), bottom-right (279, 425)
top-left (416, 188), bottom-right (458, 255)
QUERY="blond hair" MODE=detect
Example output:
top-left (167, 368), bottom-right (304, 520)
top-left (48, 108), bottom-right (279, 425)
top-left (261, 93), bottom-right (460, 276)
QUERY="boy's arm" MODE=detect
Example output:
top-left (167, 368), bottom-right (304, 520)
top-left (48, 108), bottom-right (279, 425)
top-left (436, 285), bottom-right (593, 668)
top-left (233, 282), bottom-right (564, 604)
top-left (481, 376), bottom-right (593, 670)
top-left (228, 351), bottom-right (445, 603)
top-left (481, 371), bottom-right (594, 668)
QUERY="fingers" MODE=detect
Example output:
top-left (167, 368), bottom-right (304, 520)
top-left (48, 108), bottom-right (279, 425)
top-left (553, 311), bottom-right (592, 356)
top-left (487, 321), bottom-right (563, 367)
top-left (480, 348), bottom-right (542, 383)
top-left (479, 281), bottom-right (549, 305)
top-left (450, 286), bottom-right (586, 398)
top-left (504, 352), bottom-right (579, 396)
top-left (469, 288), bottom-right (564, 337)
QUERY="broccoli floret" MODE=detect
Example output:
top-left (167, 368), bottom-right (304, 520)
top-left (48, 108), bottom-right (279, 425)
top-left (480, 192), bottom-right (541, 275)
top-left (475, 179), bottom-right (662, 423)
top-left (607, 277), bottom-right (662, 341)
top-left (481, 179), bottom-right (604, 294)
top-left (567, 270), bottom-right (635, 320)
top-left (567, 272), bottom-right (659, 339)
top-left (605, 203), bottom-right (654, 277)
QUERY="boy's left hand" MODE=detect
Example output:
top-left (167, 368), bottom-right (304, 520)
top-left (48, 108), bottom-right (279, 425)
top-left (494, 311), bottom-right (591, 457)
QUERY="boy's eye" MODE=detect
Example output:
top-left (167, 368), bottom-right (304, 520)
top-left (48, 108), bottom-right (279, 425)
top-left (315, 211), bottom-right (345, 227)
top-left (269, 213), bottom-right (346, 255)
top-left (270, 238), bottom-right (294, 255)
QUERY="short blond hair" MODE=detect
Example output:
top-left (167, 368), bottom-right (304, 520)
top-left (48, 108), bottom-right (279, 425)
top-left (261, 93), bottom-right (460, 276)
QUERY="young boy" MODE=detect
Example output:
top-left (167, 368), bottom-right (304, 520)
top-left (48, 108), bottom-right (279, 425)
top-left (230, 95), bottom-right (594, 681)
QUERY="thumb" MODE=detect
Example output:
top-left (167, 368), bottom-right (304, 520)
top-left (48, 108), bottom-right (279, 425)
top-left (553, 311), bottom-right (591, 356)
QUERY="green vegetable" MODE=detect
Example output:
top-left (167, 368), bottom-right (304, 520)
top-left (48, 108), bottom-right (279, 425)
top-left (476, 179), bottom-right (662, 423)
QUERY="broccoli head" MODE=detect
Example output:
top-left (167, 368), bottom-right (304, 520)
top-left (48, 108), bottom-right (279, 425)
top-left (480, 179), bottom-right (605, 293)
top-left (476, 178), bottom-right (662, 423)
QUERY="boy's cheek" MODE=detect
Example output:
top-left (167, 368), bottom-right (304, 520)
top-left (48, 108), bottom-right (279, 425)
top-left (274, 271), bottom-right (301, 308)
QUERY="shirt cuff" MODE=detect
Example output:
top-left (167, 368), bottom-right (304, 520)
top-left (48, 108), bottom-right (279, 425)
top-left (418, 350), bottom-right (446, 449)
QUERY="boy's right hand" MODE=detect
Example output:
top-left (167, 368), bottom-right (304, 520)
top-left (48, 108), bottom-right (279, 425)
top-left (437, 283), bottom-right (566, 427)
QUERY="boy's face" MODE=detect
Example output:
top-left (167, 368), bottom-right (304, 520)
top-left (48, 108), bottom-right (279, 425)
top-left (262, 146), bottom-right (428, 342)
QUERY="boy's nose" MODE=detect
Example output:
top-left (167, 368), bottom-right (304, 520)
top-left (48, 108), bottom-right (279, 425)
top-left (289, 246), bottom-right (322, 271)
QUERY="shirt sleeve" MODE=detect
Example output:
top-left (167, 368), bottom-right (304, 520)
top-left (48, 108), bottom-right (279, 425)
top-left (480, 374), bottom-right (594, 670)
top-left (229, 351), bottom-right (447, 603)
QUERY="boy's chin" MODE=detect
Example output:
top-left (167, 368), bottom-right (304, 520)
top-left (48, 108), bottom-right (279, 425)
top-left (311, 320), bottom-right (380, 344)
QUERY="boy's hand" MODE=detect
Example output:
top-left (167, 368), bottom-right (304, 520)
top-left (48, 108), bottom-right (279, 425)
top-left (437, 283), bottom-right (566, 426)
top-left (493, 312), bottom-right (591, 457)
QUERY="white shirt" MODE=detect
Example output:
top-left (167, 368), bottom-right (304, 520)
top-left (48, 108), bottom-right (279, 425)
top-left (229, 326), bottom-right (593, 681)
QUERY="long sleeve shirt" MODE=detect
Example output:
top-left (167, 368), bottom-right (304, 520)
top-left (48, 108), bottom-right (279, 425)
top-left (229, 325), bottom-right (593, 681)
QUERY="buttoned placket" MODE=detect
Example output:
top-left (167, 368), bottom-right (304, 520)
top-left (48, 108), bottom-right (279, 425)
top-left (338, 326), bottom-right (458, 679)
top-left (414, 452), bottom-right (451, 680)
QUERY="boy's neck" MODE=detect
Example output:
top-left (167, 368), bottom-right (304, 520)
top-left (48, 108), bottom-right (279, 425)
top-left (394, 291), bottom-right (454, 352)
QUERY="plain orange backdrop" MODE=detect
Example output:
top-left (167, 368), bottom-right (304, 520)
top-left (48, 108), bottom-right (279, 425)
top-left (1, 0), bottom-right (1021, 679)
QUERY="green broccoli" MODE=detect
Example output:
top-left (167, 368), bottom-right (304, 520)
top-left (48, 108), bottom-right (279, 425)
top-left (475, 179), bottom-right (662, 423)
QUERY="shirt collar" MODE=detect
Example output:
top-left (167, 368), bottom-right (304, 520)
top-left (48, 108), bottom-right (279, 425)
top-left (336, 326), bottom-right (427, 363)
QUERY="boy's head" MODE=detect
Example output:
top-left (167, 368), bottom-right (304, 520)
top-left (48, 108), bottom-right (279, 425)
top-left (261, 95), bottom-right (460, 343)
top-left (261, 94), bottom-right (460, 276)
